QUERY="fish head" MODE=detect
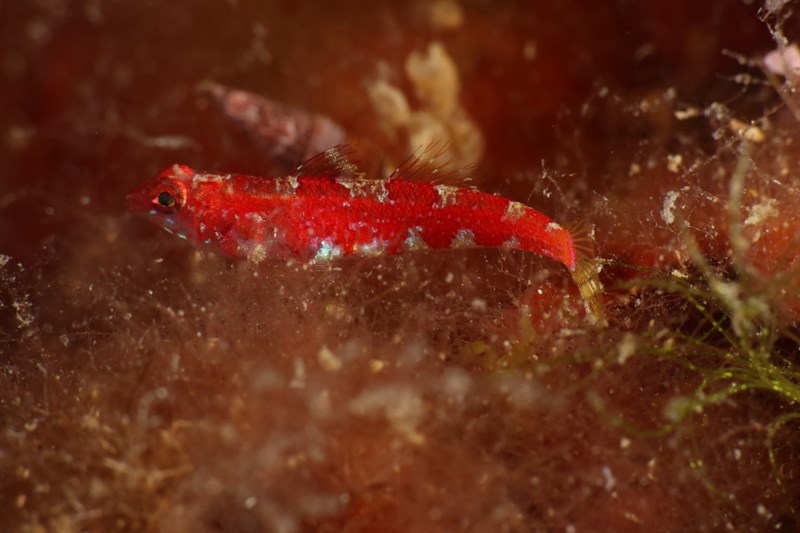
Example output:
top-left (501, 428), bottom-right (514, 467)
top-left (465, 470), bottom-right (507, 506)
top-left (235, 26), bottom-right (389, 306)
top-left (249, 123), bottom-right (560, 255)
top-left (127, 164), bottom-right (200, 242)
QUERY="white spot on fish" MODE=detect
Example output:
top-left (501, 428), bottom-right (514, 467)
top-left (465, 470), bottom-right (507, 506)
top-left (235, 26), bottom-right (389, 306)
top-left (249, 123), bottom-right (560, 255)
top-left (450, 228), bottom-right (476, 249)
top-left (276, 177), bottom-right (300, 196)
top-left (348, 221), bottom-right (371, 231)
top-left (545, 222), bottom-right (562, 233)
top-left (404, 226), bottom-right (428, 251)
top-left (249, 244), bottom-right (268, 263)
top-left (367, 181), bottom-right (390, 203)
top-left (192, 173), bottom-right (229, 184)
top-left (503, 235), bottom-right (521, 249)
top-left (312, 240), bottom-right (344, 262)
top-left (171, 164), bottom-right (194, 179)
top-left (504, 202), bottom-right (526, 221)
top-left (245, 212), bottom-right (265, 224)
top-left (353, 238), bottom-right (389, 257)
top-left (340, 180), bottom-right (390, 203)
top-left (434, 185), bottom-right (459, 207)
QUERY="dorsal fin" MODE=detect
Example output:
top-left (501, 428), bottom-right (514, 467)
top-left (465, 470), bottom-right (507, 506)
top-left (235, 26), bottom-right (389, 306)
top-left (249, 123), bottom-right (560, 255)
top-left (293, 144), bottom-right (366, 180)
top-left (388, 143), bottom-right (474, 186)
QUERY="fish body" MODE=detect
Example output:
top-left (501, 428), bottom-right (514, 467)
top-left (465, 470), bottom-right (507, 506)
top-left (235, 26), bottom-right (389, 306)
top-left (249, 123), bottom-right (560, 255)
top-left (127, 158), bottom-right (605, 323)
top-left (128, 165), bottom-right (575, 266)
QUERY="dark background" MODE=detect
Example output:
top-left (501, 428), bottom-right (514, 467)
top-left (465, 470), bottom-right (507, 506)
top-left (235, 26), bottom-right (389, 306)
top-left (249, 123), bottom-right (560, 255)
top-left (2, 1), bottom-right (798, 531)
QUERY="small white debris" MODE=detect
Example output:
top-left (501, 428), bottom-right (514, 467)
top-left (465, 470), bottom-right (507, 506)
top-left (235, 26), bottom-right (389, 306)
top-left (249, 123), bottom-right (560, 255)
top-left (628, 162), bottom-right (641, 176)
top-left (602, 466), bottom-right (616, 491)
top-left (441, 368), bottom-right (471, 401)
top-left (664, 396), bottom-right (692, 422)
top-left (729, 118), bottom-right (765, 143)
top-left (661, 190), bottom-right (680, 224)
top-left (666, 154), bottom-right (682, 173)
top-left (444, 272), bottom-right (454, 283)
top-left (0, 254), bottom-right (10, 268)
top-left (616, 333), bottom-right (637, 365)
top-left (317, 346), bottom-right (343, 372)
top-left (671, 269), bottom-right (689, 279)
top-left (620, 437), bottom-right (631, 449)
top-left (244, 496), bottom-right (257, 509)
top-left (349, 385), bottom-right (426, 444)
top-left (744, 197), bottom-right (778, 226)
top-left (471, 298), bottom-right (487, 311)
top-left (674, 107), bottom-right (701, 120)
top-left (13, 300), bottom-right (34, 327)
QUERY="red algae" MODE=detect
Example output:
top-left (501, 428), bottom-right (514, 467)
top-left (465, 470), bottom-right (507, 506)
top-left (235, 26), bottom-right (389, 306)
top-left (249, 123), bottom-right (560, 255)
top-left (2, 1), bottom-right (800, 532)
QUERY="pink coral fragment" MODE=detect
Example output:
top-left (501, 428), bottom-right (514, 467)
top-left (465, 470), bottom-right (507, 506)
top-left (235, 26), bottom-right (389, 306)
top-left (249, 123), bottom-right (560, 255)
top-left (764, 43), bottom-right (800, 77)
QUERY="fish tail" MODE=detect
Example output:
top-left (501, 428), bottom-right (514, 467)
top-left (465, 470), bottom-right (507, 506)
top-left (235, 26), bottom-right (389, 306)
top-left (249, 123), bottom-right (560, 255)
top-left (570, 255), bottom-right (607, 327)
top-left (563, 221), bottom-right (607, 326)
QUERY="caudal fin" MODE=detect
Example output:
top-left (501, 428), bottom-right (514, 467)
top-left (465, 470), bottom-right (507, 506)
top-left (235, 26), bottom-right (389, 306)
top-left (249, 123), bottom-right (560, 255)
top-left (562, 222), bottom-right (607, 326)
top-left (570, 256), bottom-right (607, 327)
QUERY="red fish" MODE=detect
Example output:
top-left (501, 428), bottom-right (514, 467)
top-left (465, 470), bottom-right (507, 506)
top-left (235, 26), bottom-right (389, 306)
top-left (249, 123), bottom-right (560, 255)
top-left (127, 149), bottom-right (605, 324)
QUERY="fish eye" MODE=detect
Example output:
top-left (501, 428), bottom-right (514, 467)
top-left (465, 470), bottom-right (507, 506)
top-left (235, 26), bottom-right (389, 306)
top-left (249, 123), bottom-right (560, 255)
top-left (156, 191), bottom-right (177, 209)
top-left (149, 179), bottom-right (186, 213)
